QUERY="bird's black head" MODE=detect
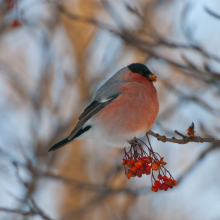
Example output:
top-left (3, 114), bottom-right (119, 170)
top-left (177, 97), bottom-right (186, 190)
top-left (127, 63), bottom-right (157, 82)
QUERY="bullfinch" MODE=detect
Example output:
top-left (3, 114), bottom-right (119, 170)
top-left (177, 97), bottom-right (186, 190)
top-left (48, 63), bottom-right (159, 152)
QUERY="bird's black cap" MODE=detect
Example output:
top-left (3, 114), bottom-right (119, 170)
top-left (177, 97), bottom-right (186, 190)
top-left (128, 63), bottom-right (152, 75)
top-left (127, 63), bottom-right (157, 82)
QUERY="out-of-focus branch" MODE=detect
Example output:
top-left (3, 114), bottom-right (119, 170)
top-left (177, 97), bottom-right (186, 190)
top-left (50, 0), bottom-right (220, 85)
top-left (147, 130), bottom-right (220, 144)
top-left (159, 78), bottom-right (220, 116)
top-left (177, 143), bottom-right (220, 183)
top-left (205, 7), bottom-right (220, 20)
top-left (3, 139), bottom-right (218, 220)
top-left (0, 208), bottom-right (34, 217)
top-left (11, 162), bottom-right (53, 220)
top-left (12, 142), bottom-right (219, 196)
top-left (29, 197), bottom-right (53, 220)
top-left (62, 193), bottom-right (107, 220)
top-left (0, 207), bottom-right (53, 220)
top-left (47, 0), bottom-right (112, 30)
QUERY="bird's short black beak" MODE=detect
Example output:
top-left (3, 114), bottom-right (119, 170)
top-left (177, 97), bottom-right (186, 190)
top-left (148, 74), bottom-right (157, 82)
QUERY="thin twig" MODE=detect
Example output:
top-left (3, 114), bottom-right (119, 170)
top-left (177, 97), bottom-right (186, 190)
top-left (147, 130), bottom-right (220, 144)
top-left (0, 208), bottom-right (34, 216)
top-left (205, 7), bottom-right (220, 20)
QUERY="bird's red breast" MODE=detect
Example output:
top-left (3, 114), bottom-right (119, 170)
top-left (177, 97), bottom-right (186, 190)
top-left (94, 70), bottom-right (159, 139)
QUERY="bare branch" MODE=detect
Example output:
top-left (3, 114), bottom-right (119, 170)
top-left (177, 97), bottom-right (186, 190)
top-left (147, 130), bottom-right (220, 144)
top-left (51, 1), bottom-right (220, 85)
top-left (29, 197), bottom-right (53, 220)
top-left (46, 0), bottom-right (112, 30)
top-left (177, 143), bottom-right (220, 183)
top-left (205, 7), bottom-right (220, 20)
top-left (0, 207), bottom-right (34, 217)
top-left (0, 206), bottom-right (53, 220)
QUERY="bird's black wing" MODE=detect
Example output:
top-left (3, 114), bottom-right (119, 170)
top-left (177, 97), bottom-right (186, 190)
top-left (48, 94), bottom-right (119, 152)
top-left (67, 94), bottom-right (119, 140)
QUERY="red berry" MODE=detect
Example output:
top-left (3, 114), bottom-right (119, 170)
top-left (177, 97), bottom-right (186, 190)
top-left (162, 176), bottom-right (168, 181)
top-left (151, 186), bottom-right (158, 192)
top-left (162, 182), bottom-right (168, 191)
top-left (139, 158), bottom-right (145, 163)
top-left (156, 161), bottom-right (161, 166)
top-left (125, 172), bottom-right (131, 179)
top-left (167, 178), bottom-right (173, 187)
top-left (134, 160), bottom-right (142, 168)
top-left (145, 169), bottom-right (151, 175)
top-left (158, 185), bottom-right (163, 190)
top-left (137, 173), bottom-right (142, 178)
top-left (136, 168), bottom-right (143, 175)
top-left (154, 181), bottom-right (161, 188)
top-left (121, 159), bottom-right (127, 165)
top-left (158, 174), bottom-right (163, 180)
top-left (152, 163), bottom-right (160, 171)
top-left (144, 164), bottom-right (151, 170)
top-left (126, 160), bottom-right (131, 167)
top-left (131, 171), bottom-right (136, 178)
top-left (135, 161), bottom-right (143, 171)
top-left (173, 180), bottom-right (177, 186)
top-left (129, 166), bottom-right (137, 173)
top-left (145, 156), bottom-right (153, 164)
top-left (144, 164), bottom-right (151, 175)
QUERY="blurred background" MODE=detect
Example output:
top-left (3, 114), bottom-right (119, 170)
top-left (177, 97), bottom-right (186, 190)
top-left (0, 0), bottom-right (220, 219)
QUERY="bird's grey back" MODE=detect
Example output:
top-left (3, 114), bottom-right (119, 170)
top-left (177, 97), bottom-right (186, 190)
top-left (92, 67), bottom-right (128, 102)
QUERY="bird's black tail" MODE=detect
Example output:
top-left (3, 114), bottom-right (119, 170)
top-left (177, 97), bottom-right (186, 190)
top-left (48, 126), bottom-right (91, 152)
top-left (48, 138), bottom-right (70, 152)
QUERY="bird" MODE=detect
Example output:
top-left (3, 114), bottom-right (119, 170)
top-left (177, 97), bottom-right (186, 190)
top-left (48, 63), bottom-right (159, 152)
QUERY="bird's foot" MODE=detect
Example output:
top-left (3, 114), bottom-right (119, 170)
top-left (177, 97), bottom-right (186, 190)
top-left (129, 137), bottom-right (141, 148)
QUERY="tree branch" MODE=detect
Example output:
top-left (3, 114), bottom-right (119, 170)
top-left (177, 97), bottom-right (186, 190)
top-left (0, 208), bottom-right (34, 217)
top-left (147, 130), bottom-right (220, 144)
top-left (205, 7), bottom-right (220, 20)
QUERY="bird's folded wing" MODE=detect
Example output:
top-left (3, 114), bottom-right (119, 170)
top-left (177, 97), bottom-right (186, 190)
top-left (67, 94), bottom-right (119, 140)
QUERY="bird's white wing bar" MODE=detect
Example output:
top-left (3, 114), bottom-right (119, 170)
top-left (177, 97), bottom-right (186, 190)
top-left (100, 96), bottom-right (116, 103)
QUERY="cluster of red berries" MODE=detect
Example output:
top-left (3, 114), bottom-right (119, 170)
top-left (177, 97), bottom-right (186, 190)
top-left (122, 138), bottom-right (177, 192)
top-left (122, 156), bottom-right (161, 179)
top-left (151, 174), bottom-right (177, 192)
